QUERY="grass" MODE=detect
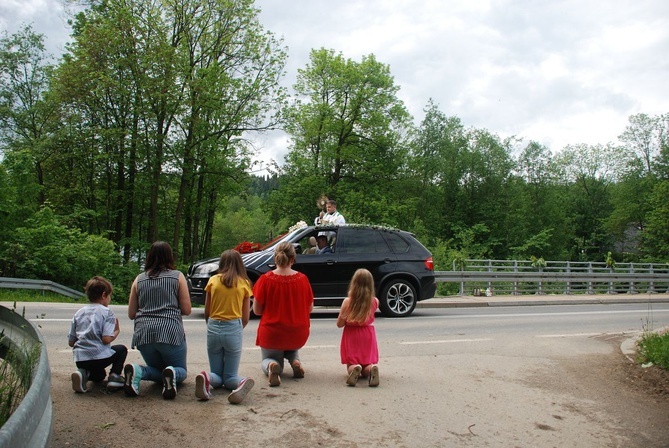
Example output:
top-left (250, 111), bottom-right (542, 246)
top-left (0, 332), bottom-right (42, 426)
top-left (637, 331), bottom-right (669, 370)
top-left (0, 290), bottom-right (81, 304)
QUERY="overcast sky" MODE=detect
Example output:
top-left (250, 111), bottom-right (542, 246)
top-left (2, 0), bottom-right (668, 171)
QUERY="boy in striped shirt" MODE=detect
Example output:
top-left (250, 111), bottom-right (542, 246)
top-left (68, 276), bottom-right (128, 392)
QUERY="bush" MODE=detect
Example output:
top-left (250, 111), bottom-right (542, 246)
top-left (637, 331), bottom-right (669, 370)
top-left (0, 206), bottom-right (122, 292)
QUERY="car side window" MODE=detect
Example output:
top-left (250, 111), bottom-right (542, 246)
top-left (337, 229), bottom-right (391, 254)
top-left (384, 232), bottom-right (410, 253)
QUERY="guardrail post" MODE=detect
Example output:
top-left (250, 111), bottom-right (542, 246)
top-left (648, 265), bottom-right (655, 293)
top-left (627, 263), bottom-right (637, 294)
top-left (513, 260), bottom-right (519, 295)
top-left (536, 268), bottom-right (544, 295)
top-left (487, 260), bottom-right (493, 293)
top-left (565, 261), bottom-right (572, 294)
top-left (587, 263), bottom-right (594, 294)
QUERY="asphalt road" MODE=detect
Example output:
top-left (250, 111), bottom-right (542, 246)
top-left (6, 299), bottom-right (669, 447)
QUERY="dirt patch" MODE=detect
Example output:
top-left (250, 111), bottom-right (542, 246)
top-left (523, 334), bottom-right (669, 448)
top-left (49, 334), bottom-right (669, 448)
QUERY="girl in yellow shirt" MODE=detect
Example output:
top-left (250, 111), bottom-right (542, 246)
top-left (195, 250), bottom-right (254, 403)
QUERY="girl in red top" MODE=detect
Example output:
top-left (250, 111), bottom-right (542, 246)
top-left (253, 242), bottom-right (314, 387)
top-left (337, 268), bottom-right (380, 387)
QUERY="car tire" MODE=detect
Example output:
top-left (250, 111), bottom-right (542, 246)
top-left (378, 279), bottom-right (417, 317)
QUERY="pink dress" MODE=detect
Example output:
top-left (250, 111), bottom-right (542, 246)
top-left (340, 298), bottom-right (379, 365)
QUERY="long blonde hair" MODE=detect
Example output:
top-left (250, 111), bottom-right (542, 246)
top-left (218, 250), bottom-right (249, 288)
top-left (346, 269), bottom-right (375, 323)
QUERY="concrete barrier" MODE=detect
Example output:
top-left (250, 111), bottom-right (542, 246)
top-left (0, 305), bottom-right (52, 448)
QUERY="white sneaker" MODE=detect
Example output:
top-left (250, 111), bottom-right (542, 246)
top-left (228, 377), bottom-right (254, 404)
top-left (195, 371), bottom-right (212, 401)
top-left (71, 369), bottom-right (88, 393)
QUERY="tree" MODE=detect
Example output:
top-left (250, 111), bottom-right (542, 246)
top-left (554, 143), bottom-right (628, 259)
top-left (641, 180), bottom-right (669, 260)
top-left (51, 0), bottom-right (287, 262)
top-left (619, 113), bottom-right (665, 176)
top-left (0, 25), bottom-right (59, 207)
top-left (407, 99), bottom-right (467, 242)
top-left (274, 48), bottom-right (412, 226)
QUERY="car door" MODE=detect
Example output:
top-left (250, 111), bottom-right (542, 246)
top-left (293, 234), bottom-right (340, 297)
top-left (330, 228), bottom-right (398, 297)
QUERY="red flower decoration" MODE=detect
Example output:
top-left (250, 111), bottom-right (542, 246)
top-left (234, 241), bottom-right (262, 254)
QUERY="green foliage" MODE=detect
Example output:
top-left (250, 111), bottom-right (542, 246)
top-left (0, 206), bottom-right (122, 291)
top-left (0, 290), bottom-right (80, 303)
top-left (530, 255), bottom-right (546, 269)
top-left (277, 48), bottom-right (412, 227)
top-left (209, 195), bottom-right (277, 257)
top-left (641, 180), bottom-right (669, 260)
top-left (509, 229), bottom-right (553, 259)
top-left (1, 10), bottom-right (669, 274)
top-left (0, 333), bottom-right (41, 426)
top-left (637, 331), bottom-right (669, 370)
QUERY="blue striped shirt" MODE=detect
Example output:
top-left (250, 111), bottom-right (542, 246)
top-left (131, 269), bottom-right (186, 348)
top-left (68, 303), bottom-right (116, 362)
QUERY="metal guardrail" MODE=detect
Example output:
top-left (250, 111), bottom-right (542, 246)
top-left (0, 305), bottom-right (53, 447)
top-left (0, 277), bottom-right (85, 300)
top-left (436, 259), bottom-right (669, 295)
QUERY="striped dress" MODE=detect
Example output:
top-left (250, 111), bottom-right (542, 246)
top-left (131, 269), bottom-right (185, 348)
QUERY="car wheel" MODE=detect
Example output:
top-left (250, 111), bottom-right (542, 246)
top-left (379, 279), bottom-right (417, 317)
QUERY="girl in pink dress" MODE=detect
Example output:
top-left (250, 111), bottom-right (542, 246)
top-left (336, 268), bottom-right (380, 387)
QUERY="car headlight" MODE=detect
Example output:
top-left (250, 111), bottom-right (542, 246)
top-left (193, 261), bottom-right (218, 277)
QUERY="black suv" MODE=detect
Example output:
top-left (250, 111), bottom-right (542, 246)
top-left (187, 225), bottom-right (436, 317)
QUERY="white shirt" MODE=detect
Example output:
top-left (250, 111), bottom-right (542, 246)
top-left (320, 211), bottom-right (345, 226)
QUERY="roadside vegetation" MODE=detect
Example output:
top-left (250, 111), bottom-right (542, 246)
top-left (0, 290), bottom-right (80, 304)
top-left (0, 324), bottom-right (41, 426)
top-left (638, 331), bottom-right (669, 370)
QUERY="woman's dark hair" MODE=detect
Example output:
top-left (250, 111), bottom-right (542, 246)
top-left (145, 241), bottom-right (176, 277)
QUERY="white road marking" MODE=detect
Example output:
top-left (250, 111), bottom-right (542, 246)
top-left (420, 309), bottom-right (669, 319)
top-left (400, 338), bottom-right (492, 345)
top-left (536, 333), bottom-right (603, 338)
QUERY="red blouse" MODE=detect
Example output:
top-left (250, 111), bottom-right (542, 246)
top-left (253, 271), bottom-right (314, 350)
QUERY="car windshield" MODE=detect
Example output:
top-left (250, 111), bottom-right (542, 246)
top-left (260, 229), bottom-right (302, 250)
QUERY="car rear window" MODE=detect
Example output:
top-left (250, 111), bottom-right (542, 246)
top-left (338, 229), bottom-right (391, 254)
top-left (384, 232), bottom-right (410, 253)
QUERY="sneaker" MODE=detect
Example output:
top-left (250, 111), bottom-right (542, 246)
top-left (268, 362), bottom-right (281, 387)
top-left (195, 371), bottom-right (212, 401)
top-left (107, 373), bottom-right (125, 390)
top-left (162, 366), bottom-right (177, 399)
top-left (368, 365), bottom-right (380, 387)
top-left (346, 365), bottom-right (362, 387)
top-left (228, 377), bottom-right (254, 404)
top-left (71, 369), bottom-right (88, 393)
top-left (123, 363), bottom-right (142, 397)
top-left (290, 360), bottom-right (305, 379)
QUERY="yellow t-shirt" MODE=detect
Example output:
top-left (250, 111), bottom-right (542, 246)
top-left (204, 275), bottom-right (252, 321)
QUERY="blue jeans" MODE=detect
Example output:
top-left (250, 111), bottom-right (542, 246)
top-left (137, 341), bottom-right (187, 384)
top-left (206, 319), bottom-right (244, 390)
